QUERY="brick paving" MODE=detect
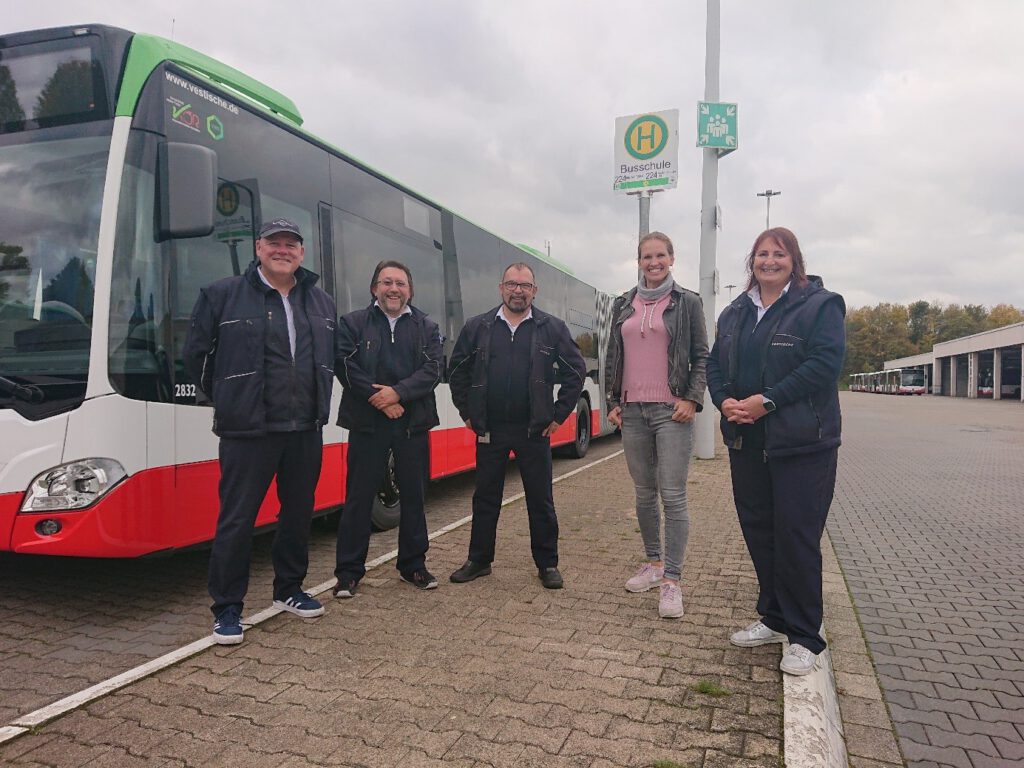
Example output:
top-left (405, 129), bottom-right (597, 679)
top-left (0, 445), bottom-right (615, 726)
top-left (0, 442), bottom-right (788, 767)
top-left (829, 392), bottom-right (1024, 768)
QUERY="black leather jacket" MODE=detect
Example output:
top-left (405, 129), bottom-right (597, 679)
top-left (707, 277), bottom-right (845, 457)
top-left (183, 262), bottom-right (337, 438)
top-left (604, 282), bottom-right (709, 410)
top-left (335, 303), bottom-right (442, 434)
top-left (448, 306), bottom-right (586, 436)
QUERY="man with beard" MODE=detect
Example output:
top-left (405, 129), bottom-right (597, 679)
top-left (448, 262), bottom-right (586, 589)
top-left (332, 260), bottom-right (443, 598)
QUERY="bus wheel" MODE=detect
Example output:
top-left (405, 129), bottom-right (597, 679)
top-left (564, 400), bottom-right (591, 459)
top-left (370, 450), bottom-right (401, 531)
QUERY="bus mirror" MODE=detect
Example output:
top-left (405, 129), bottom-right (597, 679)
top-left (157, 142), bottom-right (217, 241)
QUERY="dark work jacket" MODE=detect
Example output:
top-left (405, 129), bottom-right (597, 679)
top-left (448, 305), bottom-right (587, 437)
top-left (183, 262), bottom-right (337, 438)
top-left (335, 303), bottom-right (442, 434)
top-left (604, 281), bottom-right (709, 411)
top-left (706, 276), bottom-right (846, 457)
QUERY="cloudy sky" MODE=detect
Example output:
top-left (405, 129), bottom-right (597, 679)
top-left (8, 1), bottom-right (1024, 311)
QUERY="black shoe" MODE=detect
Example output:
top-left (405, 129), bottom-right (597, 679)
top-left (401, 568), bottom-right (439, 590)
top-left (450, 560), bottom-right (492, 583)
top-left (332, 577), bottom-right (358, 599)
top-left (539, 567), bottom-right (563, 590)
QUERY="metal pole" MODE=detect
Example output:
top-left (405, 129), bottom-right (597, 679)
top-left (695, 0), bottom-right (720, 461)
top-left (639, 191), bottom-right (651, 238)
top-left (756, 188), bottom-right (781, 230)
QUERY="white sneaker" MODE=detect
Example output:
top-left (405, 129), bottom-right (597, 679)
top-left (730, 620), bottom-right (787, 647)
top-left (625, 562), bottom-right (663, 593)
top-left (658, 582), bottom-right (684, 619)
top-left (780, 643), bottom-right (818, 676)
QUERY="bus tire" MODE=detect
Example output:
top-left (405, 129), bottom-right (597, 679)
top-left (563, 400), bottom-right (591, 459)
top-left (370, 450), bottom-right (401, 531)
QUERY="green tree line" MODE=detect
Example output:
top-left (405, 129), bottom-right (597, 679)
top-left (843, 301), bottom-right (1024, 379)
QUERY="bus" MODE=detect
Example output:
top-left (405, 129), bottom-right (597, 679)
top-left (0, 24), bottom-right (613, 557)
top-left (849, 368), bottom-right (925, 395)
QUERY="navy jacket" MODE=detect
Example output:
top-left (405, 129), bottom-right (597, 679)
top-left (335, 303), bottom-right (442, 434)
top-left (707, 277), bottom-right (845, 457)
top-left (449, 306), bottom-right (587, 436)
top-left (183, 262), bottom-right (337, 438)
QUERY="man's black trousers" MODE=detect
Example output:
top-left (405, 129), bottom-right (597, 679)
top-left (468, 424), bottom-right (559, 569)
top-left (728, 445), bottom-right (838, 655)
top-left (335, 418), bottom-right (430, 581)
top-left (209, 430), bottom-right (323, 616)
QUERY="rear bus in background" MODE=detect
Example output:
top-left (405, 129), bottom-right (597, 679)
top-left (0, 24), bottom-right (613, 557)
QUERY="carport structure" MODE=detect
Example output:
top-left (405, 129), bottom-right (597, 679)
top-left (887, 321), bottom-right (1024, 401)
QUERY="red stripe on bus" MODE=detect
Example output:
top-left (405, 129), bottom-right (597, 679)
top-left (4, 417), bottom-right (589, 557)
top-left (0, 491), bottom-right (22, 550)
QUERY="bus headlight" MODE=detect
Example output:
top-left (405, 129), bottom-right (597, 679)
top-left (21, 459), bottom-right (127, 512)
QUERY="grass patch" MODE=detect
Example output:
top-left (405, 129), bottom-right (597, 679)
top-left (652, 761), bottom-right (692, 768)
top-left (691, 679), bottom-right (731, 697)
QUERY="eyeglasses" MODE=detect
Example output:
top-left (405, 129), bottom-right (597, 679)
top-left (376, 278), bottom-right (409, 289)
top-left (502, 281), bottom-right (535, 292)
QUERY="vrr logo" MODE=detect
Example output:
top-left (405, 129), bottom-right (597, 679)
top-left (625, 115), bottom-right (668, 160)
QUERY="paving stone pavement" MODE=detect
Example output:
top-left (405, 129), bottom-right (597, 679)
top-left (0, 445), bottom-right (616, 726)
top-left (0, 445), bottom-right (791, 767)
top-left (829, 392), bottom-right (1024, 768)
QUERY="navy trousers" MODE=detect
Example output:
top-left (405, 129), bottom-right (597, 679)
top-left (729, 446), bottom-right (838, 654)
top-left (468, 424), bottom-right (559, 569)
top-left (335, 417), bottom-right (430, 581)
top-left (208, 430), bottom-right (323, 616)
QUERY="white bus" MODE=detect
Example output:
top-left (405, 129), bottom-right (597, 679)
top-left (0, 24), bottom-right (612, 557)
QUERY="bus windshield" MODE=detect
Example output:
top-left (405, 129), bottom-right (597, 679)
top-left (0, 128), bottom-right (111, 418)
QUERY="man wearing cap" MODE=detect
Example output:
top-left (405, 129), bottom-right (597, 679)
top-left (184, 218), bottom-right (338, 645)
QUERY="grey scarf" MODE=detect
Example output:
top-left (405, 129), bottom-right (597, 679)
top-left (636, 275), bottom-right (675, 302)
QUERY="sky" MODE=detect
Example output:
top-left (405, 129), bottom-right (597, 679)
top-left (7, 1), bottom-right (1024, 312)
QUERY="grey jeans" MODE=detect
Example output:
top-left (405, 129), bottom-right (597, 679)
top-left (620, 402), bottom-right (694, 581)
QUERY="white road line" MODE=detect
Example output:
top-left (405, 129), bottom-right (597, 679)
top-left (0, 449), bottom-right (624, 743)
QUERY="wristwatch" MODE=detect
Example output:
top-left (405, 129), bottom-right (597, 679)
top-left (761, 395), bottom-right (776, 413)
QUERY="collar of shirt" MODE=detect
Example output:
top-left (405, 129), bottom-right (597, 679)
top-left (374, 301), bottom-right (412, 333)
top-left (256, 265), bottom-right (297, 293)
top-left (496, 306), bottom-right (533, 337)
top-left (747, 281), bottom-right (791, 325)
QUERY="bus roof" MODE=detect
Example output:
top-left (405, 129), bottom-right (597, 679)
top-left (117, 34), bottom-right (302, 125)
top-left (110, 28), bottom-right (581, 281)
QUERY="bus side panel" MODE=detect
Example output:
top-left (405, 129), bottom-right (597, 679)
top-left (9, 467), bottom-right (175, 557)
top-left (316, 441), bottom-right (345, 511)
top-left (0, 492), bottom-right (22, 551)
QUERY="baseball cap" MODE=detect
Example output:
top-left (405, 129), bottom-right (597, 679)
top-left (258, 218), bottom-right (303, 242)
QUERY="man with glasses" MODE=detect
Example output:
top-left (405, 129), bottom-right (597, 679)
top-left (332, 260), bottom-right (443, 598)
top-left (448, 262), bottom-right (586, 589)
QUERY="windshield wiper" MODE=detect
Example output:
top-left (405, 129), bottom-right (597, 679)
top-left (0, 374), bottom-right (45, 403)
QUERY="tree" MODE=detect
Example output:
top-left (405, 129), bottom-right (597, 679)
top-left (34, 60), bottom-right (95, 122)
top-left (0, 65), bottom-right (25, 126)
top-left (934, 304), bottom-right (987, 343)
top-left (907, 300), bottom-right (939, 349)
top-left (986, 303), bottom-right (1024, 330)
top-left (843, 303), bottom-right (915, 379)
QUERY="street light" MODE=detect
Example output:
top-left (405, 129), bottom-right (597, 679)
top-left (724, 283), bottom-right (737, 301)
top-left (756, 188), bottom-right (781, 229)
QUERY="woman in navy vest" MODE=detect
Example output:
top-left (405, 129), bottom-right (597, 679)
top-left (707, 227), bottom-right (845, 676)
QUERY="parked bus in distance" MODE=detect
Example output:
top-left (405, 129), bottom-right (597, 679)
top-left (850, 368), bottom-right (926, 395)
top-left (0, 24), bottom-right (613, 557)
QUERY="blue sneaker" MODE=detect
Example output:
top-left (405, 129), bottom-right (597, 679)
top-left (273, 591), bottom-right (325, 618)
top-left (212, 605), bottom-right (244, 645)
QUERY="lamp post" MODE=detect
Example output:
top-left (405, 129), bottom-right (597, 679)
top-left (756, 188), bottom-right (781, 229)
top-left (724, 283), bottom-right (737, 301)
